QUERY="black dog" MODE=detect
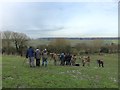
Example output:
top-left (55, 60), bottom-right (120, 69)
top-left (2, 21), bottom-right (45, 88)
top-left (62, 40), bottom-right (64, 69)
top-left (75, 63), bottom-right (80, 66)
top-left (97, 60), bottom-right (104, 67)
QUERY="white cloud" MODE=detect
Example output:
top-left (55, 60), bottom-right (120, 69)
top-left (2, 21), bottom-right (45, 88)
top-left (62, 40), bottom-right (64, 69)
top-left (0, 0), bottom-right (118, 2)
top-left (0, 2), bottom-right (118, 38)
top-left (50, 2), bottom-right (118, 37)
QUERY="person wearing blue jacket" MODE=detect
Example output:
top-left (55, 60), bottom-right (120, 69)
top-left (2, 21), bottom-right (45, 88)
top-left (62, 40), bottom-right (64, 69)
top-left (26, 46), bottom-right (35, 67)
top-left (60, 53), bottom-right (65, 66)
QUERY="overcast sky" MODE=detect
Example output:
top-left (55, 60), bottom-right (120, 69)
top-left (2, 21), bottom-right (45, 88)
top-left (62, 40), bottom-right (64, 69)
top-left (0, 0), bottom-right (118, 38)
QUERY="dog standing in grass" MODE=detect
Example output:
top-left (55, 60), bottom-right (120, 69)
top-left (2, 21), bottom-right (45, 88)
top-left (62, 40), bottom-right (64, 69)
top-left (97, 59), bottom-right (104, 67)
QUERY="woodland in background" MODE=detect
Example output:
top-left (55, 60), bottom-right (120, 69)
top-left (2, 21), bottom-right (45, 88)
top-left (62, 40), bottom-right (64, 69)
top-left (1, 31), bottom-right (119, 56)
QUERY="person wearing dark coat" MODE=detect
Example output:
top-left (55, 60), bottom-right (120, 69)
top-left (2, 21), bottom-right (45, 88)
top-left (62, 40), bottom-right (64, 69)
top-left (26, 46), bottom-right (35, 67)
top-left (60, 53), bottom-right (65, 66)
top-left (65, 53), bottom-right (72, 65)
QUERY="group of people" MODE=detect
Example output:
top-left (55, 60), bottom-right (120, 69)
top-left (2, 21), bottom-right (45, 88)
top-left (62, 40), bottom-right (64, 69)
top-left (26, 46), bottom-right (104, 68)
top-left (25, 46), bottom-right (78, 67)
top-left (26, 46), bottom-right (48, 67)
top-left (51, 52), bottom-right (77, 66)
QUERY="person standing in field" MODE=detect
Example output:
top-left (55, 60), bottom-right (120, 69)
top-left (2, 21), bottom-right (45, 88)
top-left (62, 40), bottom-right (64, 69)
top-left (71, 55), bottom-right (77, 66)
top-left (26, 46), bottom-right (35, 67)
top-left (86, 56), bottom-right (90, 66)
top-left (65, 53), bottom-right (69, 65)
top-left (68, 53), bottom-right (72, 65)
top-left (35, 48), bottom-right (41, 67)
top-left (82, 56), bottom-right (86, 67)
top-left (53, 52), bottom-right (59, 66)
top-left (42, 49), bottom-right (48, 67)
top-left (71, 55), bottom-right (74, 66)
top-left (60, 53), bottom-right (65, 66)
top-left (64, 53), bottom-right (72, 66)
top-left (49, 53), bottom-right (54, 61)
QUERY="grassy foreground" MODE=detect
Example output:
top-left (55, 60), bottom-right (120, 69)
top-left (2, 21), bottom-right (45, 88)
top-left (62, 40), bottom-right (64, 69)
top-left (2, 54), bottom-right (118, 88)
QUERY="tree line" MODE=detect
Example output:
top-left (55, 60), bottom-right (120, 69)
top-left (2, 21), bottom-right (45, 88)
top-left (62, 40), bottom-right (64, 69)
top-left (37, 38), bottom-right (119, 55)
top-left (1, 31), bottom-right (119, 56)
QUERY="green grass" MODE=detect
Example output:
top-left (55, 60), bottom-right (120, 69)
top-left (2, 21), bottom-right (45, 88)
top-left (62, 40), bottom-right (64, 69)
top-left (2, 54), bottom-right (118, 88)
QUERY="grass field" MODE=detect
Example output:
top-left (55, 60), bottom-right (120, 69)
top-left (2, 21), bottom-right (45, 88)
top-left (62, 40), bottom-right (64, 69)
top-left (2, 54), bottom-right (118, 88)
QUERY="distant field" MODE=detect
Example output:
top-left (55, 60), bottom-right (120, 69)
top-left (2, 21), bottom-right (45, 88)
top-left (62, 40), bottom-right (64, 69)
top-left (2, 54), bottom-right (118, 88)
top-left (29, 39), bottom-right (51, 47)
top-left (28, 39), bottom-right (118, 47)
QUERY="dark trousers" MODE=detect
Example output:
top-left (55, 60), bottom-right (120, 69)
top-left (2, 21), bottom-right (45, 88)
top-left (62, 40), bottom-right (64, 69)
top-left (54, 59), bottom-right (57, 65)
top-left (36, 59), bottom-right (40, 66)
top-left (60, 59), bottom-right (65, 66)
top-left (66, 60), bottom-right (71, 65)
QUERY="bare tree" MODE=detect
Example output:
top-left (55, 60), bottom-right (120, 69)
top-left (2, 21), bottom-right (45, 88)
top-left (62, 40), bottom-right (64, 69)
top-left (2, 31), bottom-right (13, 54)
top-left (12, 32), bottom-right (30, 56)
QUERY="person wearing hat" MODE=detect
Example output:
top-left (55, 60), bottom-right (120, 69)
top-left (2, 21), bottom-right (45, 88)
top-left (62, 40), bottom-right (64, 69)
top-left (42, 49), bottom-right (48, 67)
